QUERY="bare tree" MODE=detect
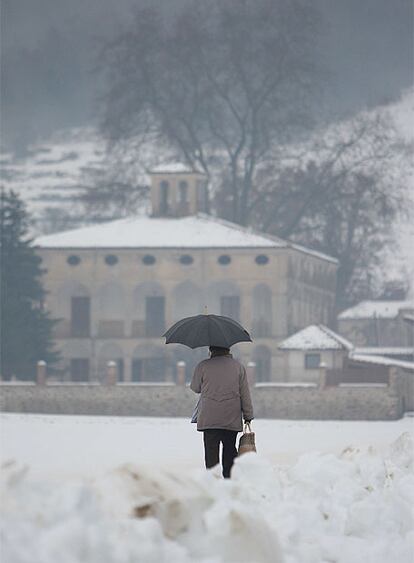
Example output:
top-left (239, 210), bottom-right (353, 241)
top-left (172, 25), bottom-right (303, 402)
top-left (251, 109), bottom-right (412, 309)
top-left (99, 0), bottom-right (323, 225)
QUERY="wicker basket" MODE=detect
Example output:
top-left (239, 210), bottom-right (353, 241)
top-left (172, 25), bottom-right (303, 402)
top-left (238, 423), bottom-right (257, 456)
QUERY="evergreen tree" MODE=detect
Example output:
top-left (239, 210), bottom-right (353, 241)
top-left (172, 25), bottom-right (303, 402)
top-left (0, 189), bottom-right (59, 380)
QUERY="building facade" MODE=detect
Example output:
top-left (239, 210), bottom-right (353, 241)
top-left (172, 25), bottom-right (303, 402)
top-left (277, 325), bottom-right (352, 382)
top-left (35, 165), bottom-right (338, 382)
top-left (338, 300), bottom-right (414, 347)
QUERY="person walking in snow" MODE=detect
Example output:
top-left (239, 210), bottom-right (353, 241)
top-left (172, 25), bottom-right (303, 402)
top-left (190, 345), bottom-right (254, 478)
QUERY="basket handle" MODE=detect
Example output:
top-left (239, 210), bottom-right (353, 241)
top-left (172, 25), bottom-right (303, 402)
top-left (244, 422), bottom-right (253, 433)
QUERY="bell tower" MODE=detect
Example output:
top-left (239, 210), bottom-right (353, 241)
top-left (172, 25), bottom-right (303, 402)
top-left (149, 163), bottom-right (207, 217)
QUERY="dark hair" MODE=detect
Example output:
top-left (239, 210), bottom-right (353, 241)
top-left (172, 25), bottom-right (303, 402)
top-left (209, 346), bottom-right (230, 356)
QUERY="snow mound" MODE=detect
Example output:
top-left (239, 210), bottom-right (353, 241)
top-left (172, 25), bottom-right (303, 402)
top-left (1, 434), bottom-right (413, 563)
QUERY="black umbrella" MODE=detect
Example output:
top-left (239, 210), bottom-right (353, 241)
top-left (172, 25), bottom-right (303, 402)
top-left (163, 314), bottom-right (252, 349)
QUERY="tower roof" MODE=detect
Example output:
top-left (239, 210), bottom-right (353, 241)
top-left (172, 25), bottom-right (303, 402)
top-left (150, 162), bottom-right (204, 175)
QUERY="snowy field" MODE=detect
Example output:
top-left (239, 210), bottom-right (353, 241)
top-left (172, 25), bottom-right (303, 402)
top-left (1, 414), bottom-right (413, 563)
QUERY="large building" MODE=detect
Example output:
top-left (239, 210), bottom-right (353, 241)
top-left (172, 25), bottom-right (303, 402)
top-left (35, 164), bottom-right (338, 382)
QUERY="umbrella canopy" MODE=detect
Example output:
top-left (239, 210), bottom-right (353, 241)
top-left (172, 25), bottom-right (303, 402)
top-left (163, 314), bottom-right (252, 349)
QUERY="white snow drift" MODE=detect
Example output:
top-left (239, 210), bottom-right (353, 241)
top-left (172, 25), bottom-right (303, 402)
top-left (1, 415), bottom-right (413, 563)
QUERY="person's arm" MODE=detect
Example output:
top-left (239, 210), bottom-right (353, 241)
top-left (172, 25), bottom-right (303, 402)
top-left (190, 362), bottom-right (203, 393)
top-left (240, 365), bottom-right (254, 422)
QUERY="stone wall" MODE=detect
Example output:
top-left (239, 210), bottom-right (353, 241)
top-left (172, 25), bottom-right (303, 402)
top-left (0, 381), bottom-right (404, 420)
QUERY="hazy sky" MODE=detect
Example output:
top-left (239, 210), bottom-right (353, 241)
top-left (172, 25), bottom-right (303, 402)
top-left (1, 0), bottom-right (413, 151)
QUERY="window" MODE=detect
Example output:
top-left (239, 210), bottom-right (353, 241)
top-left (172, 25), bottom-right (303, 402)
top-left (131, 357), bottom-right (165, 382)
top-left (180, 254), bottom-right (194, 265)
top-left (218, 254), bottom-right (231, 265)
top-left (255, 255), bottom-right (269, 265)
top-left (160, 180), bottom-right (170, 214)
top-left (71, 296), bottom-right (90, 337)
top-left (178, 180), bottom-right (189, 202)
top-left (305, 353), bottom-right (321, 369)
top-left (252, 284), bottom-right (272, 337)
top-left (221, 295), bottom-right (240, 321)
top-left (197, 180), bottom-right (207, 212)
top-left (70, 359), bottom-right (89, 382)
top-left (67, 255), bottom-right (81, 266)
top-left (105, 254), bottom-right (118, 266)
top-left (145, 296), bottom-right (165, 337)
top-left (114, 358), bottom-right (124, 382)
top-left (131, 359), bottom-right (143, 382)
top-left (142, 254), bottom-right (156, 265)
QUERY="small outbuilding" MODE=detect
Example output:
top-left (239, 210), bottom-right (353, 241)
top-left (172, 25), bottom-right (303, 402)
top-left (278, 324), bottom-right (353, 382)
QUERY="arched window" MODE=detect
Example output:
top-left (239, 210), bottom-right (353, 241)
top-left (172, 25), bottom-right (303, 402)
top-left (160, 180), bottom-right (170, 214)
top-left (66, 341), bottom-right (90, 381)
top-left (57, 282), bottom-right (90, 338)
top-left (172, 281), bottom-right (202, 322)
top-left (252, 284), bottom-right (272, 337)
top-left (132, 282), bottom-right (165, 337)
top-left (206, 280), bottom-right (240, 321)
top-left (132, 344), bottom-right (166, 382)
top-left (97, 282), bottom-right (125, 337)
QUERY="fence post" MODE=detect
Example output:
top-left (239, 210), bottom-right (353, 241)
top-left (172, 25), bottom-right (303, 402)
top-left (176, 361), bottom-right (186, 386)
top-left (106, 361), bottom-right (118, 386)
top-left (36, 361), bottom-right (47, 385)
top-left (247, 361), bottom-right (256, 386)
top-left (388, 366), bottom-right (400, 389)
top-left (318, 362), bottom-right (327, 389)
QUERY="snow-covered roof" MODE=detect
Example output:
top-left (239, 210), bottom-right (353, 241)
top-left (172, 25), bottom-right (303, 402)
top-left (150, 162), bottom-right (203, 174)
top-left (34, 213), bottom-right (288, 249)
top-left (338, 300), bottom-right (414, 320)
top-left (34, 212), bottom-right (338, 262)
top-left (349, 353), bottom-right (414, 371)
top-left (278, 325), bottom-right (353, 351)
top-left (354, 347), bottom-right (414, 356)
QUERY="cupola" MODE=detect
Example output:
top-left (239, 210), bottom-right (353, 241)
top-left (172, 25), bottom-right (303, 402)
top-left (149, 163), bottom-right (207, 217)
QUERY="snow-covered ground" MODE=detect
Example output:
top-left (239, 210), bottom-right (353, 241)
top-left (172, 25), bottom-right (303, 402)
top-left (1, 414), bottom-right (413, 563)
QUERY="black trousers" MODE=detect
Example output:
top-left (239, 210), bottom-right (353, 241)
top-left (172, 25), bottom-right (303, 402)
top-left (203, 429), bottom-right (238, 478)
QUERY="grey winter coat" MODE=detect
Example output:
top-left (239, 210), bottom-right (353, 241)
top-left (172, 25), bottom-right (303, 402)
top-left (190, 355), bottom-right (254, 432)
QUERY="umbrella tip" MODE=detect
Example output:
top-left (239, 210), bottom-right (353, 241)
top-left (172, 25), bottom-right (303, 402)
top-left (203, 305), bottom-right (208, 315)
